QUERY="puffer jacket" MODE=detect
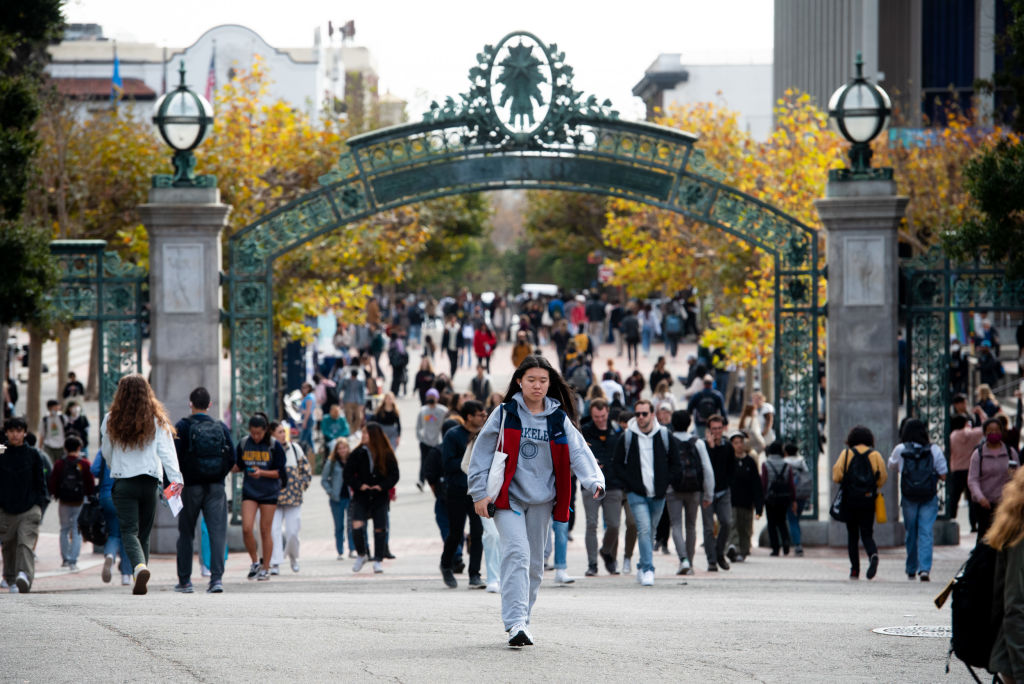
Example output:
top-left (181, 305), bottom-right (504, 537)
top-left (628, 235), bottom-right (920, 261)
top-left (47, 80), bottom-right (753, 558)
top-left (277, 442), bottom-right (311, 507)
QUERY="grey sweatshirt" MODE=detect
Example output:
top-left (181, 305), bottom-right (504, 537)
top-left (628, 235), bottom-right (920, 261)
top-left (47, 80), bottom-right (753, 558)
top-left (468, 393), bottom-right (605, 510)
top-left (416, 404), bottom-right (448, 446)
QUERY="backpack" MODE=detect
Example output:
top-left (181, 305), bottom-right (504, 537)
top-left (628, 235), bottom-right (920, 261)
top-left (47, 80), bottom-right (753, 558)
top-left (793, 461), bottom-right (814, 501)
top-left (622, 316), bottom-right (640, 342)
top-left (323, 383), bottom-right (340, 409)
top-left (189, 419), bottom-right (229, 480)
top-left (900, 443), bottom-right (938, 502)
top-left (674, 437), bottom-right (703, 492)
top-left (765, 460), bottom-right (791, 504)
top-left (623, 426), bottom-right (670, 459)
top-left (567, 364), bottom-right (591, 393)
top-left (78, 496), bottom-right (108, 545)
top-left (57, 459), bottom-right (85, 501)
top-left (841, 448), bottom-right (877, 502)
top-left (695, 393), bottom-right (718, 421)
top-left (948, 542), bottom-right (1000, 679)
top-left (665, 314), bottom-right (683, 336)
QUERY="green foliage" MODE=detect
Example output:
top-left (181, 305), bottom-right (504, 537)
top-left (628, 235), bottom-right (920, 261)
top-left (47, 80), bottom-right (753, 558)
top-left (992, 0), bottom-right (1024, 131)
top-left (0, 220), bottom-right (60, 326)
top-left (943, 139), bottom-right (1024, 277)
top-left (403, 193), bottom-right (496, 293)
top-left (521, 190), bottom-right (606, 290)
top-left (0, 0), bottom-right (64, 219)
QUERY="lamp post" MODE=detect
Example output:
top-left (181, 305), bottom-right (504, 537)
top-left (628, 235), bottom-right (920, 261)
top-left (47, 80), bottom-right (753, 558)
top-left (151, 61), bottom-right (215, 188)
top-left (827, 53), bottom-right (892, 181)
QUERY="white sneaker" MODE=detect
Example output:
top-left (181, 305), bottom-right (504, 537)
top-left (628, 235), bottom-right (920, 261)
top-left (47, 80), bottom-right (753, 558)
top-left (9, 585), bottom-right (18, 593)
top-left (291, 560), bottom-right (300, 573)
top-left (507, 622), bottom-right (534, 648)
top-left (622, 557), bottom-right (632, 574)
top-left (372, 561), bottom-right (383, 573)
top-left (102, 554), bottom-right (113, 583)
top-left (337, 554), bottom-right (345, 561)
top-left (678, 559), bottom-right (692, 575)
top-left (486, 582), bottom-right (500, 593)
top-left (0, 578), bottom-right (7, 589)
top-left (200, 565), bottom-right (211, 578)
top-left (554, 569), bottom-right (575, 584)
top-left (132, 564), bottom-right (150, 595)
top-left (121, 574), bottom-right (132, 586)
top-left (353, 555), bottom-right (368, 572)
top-left (641, 570), bottom-right (655, 586)
top-left (269, 565), bottom-right (280, 576)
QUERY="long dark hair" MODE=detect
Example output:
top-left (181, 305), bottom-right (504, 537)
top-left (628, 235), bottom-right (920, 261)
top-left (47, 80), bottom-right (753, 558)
top-left (899, 418), bottom-right (930, 446)
top-left (364, 422), bottom-right (395, 476)
top-left (501, 354), bottom-right (580, 427)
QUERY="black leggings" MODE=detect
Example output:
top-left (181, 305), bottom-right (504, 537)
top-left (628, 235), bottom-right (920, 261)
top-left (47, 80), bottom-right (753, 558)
top-left (765, 501), bottom-right (791, 552)
top-left (845, 503), bottom-right (876, 571)
top-left (351, 497), bottom-right (388, 561)
top-left (440, 493), bottom-right (482, 577)
top-left (447, 350), bottom-right (458, 378)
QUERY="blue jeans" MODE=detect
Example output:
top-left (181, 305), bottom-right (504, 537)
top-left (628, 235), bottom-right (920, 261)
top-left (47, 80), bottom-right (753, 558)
top-left (641, 327), bottom-right (653, 354)
top-left (99, 494), bottom-right (130, 576)
top-left (787, 499), bottom-right (807, 547)
top-left (58, 503), bottom-right (83, 564)
top-left (329, 498), bottom-right (351, 555)
top-left (902, 496), bottom-right (938, 575)
top-left (552, 520), bottom-right (569, 569)
top-left (627, 492), bottom-right (666, 573)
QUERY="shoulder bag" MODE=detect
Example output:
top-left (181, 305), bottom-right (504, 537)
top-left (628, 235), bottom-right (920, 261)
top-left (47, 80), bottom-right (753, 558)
top-left (485, 406), bottom-right (508, 501)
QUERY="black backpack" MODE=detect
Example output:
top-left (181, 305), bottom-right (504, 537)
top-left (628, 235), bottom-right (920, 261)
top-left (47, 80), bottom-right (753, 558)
top-left (841, 448), bottom-right (877, 502)
top-left (948, 542), bottom-right (1000, 681)
top-left (695, 394), bottom-right (718, 421)
top-left (78, 496), bottom-right (108, 545)
top-left (189, 419), bottom-right (229, 480)
top-left (57, 459), bottom-right (85, 501)
top-left (900, 443), bottom-right (938, 502)
top-left (674, 437), bottom-right (703, 492)
top-left (765, 461), bottom-right (791, 504)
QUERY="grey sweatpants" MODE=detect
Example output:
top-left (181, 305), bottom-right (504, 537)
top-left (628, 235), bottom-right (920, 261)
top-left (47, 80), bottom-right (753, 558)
top-left (581, 488), bottom-right (625, 566)
top-left (494, 502), bottom-right (553, 631)
top-left (665, 489), bottom-right (702, 563)
top-left (700, 490), bottom-right (733, 565)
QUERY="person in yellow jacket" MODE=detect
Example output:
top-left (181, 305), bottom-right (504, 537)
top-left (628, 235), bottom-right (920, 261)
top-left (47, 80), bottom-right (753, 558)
top-left (832, 426), bottom-right (888, 580)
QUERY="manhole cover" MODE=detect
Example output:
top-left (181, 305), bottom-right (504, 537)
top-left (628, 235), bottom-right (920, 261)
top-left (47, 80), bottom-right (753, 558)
top-left (872, 625), bottom-right (951, 638)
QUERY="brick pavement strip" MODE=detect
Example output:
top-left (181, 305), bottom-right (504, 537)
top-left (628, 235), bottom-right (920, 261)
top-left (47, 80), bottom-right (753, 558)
top-left (3, 340), bottom-right (974, 681)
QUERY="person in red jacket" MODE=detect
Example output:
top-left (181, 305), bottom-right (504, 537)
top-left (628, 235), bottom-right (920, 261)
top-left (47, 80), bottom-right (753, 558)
top-left (47, 434), bottom-right (95, 571)
top-left (473, 324), bottom-right (497, 373)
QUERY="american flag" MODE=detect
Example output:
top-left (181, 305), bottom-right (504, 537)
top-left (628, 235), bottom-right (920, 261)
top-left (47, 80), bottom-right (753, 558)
top-left (204, 49), bottom-right (215, 101)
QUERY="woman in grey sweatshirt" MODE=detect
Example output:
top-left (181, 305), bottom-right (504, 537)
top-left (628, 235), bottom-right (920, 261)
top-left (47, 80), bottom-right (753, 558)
top-left (469, 355), bottom-right (605, 649)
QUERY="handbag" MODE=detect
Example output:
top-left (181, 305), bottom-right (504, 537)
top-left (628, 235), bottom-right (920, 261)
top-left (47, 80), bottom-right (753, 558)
top-left (485, 406), bottom-right (508, 501)
top-left (829, 449), bottom-right (849, 522)
top-left (875, 491), bottom-right (887, 524)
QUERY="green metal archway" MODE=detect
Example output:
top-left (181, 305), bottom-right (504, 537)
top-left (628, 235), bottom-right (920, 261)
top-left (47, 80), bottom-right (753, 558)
top-left (226, 32), bottom-right (824, 506)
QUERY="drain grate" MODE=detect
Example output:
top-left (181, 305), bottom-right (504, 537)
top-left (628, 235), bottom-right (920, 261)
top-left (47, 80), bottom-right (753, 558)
top-left (872, 625), bottom-right (951, 638)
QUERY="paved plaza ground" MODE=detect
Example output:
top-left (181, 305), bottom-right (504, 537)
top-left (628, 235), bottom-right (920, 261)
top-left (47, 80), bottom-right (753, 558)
top-left (2, 335), bottom-right (978, 682)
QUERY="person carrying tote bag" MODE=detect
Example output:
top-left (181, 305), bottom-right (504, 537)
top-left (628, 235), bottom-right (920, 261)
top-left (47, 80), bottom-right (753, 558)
top-left (832, 425), bottom-right (886, 580)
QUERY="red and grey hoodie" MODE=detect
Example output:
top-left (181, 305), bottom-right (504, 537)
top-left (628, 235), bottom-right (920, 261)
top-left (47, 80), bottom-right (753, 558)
top-left (467, 394), bottom-right (605, 522)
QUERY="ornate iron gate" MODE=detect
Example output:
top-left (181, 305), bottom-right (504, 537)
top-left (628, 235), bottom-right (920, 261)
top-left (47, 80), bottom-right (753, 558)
top-left (902, 246), bottom-right (1024, 518)
top-left (226, 31), bottom-right (826, 513)
top-left (50, 240), bottom-right (147, 418)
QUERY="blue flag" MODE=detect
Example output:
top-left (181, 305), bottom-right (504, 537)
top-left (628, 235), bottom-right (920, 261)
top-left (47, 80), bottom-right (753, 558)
top-left (111, 44), bottom-right (123, 103)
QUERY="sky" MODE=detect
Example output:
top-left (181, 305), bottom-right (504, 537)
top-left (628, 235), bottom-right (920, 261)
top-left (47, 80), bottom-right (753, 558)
top-left (62, 0), bottom-right (774, 120)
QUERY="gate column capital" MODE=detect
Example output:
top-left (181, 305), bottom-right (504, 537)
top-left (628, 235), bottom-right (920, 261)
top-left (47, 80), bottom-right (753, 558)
top-left (815, 179), bottom-right (908, 548)
top-left (140, 185), bottom-right (232, 428)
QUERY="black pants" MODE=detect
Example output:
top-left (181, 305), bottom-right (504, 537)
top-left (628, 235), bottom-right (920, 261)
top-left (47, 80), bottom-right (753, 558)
top-left (351, 497), bottom-right (388, 561)
top-left (176, 482), bottom-right (227, 583)
top-left (655, 504), bottom-right (671, 548)
top-left (844, 503), bottom-right (876, 572)
top-left (440, 493), bottom-right (482, 578)
top-left (949, 470), bottom-right (977, 529)
top-left (626, 341), bottom-right (639, 366)
top-left (446, 350), bottom-right (458, 378)
top-left (972, 502), bottom-right (995, 542)
top-left (765, 500), bottom-right (791, 552)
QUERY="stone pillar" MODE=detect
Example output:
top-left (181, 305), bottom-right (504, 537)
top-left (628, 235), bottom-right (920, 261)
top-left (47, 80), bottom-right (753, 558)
top-left (815, 179), bottom-right (907, 547)
top-left (139, 186), bottom-right (231, 554)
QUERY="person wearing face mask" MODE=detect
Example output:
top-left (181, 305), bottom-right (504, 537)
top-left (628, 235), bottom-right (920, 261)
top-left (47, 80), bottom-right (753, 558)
top-left (968, 417), bottom-right (1021, 542)
top-left (468, 355), bottom-right (605, 649)
top-left (64, 402), bottom-right (90, 457)
top-left (39, 399), bottom-right (68, 466)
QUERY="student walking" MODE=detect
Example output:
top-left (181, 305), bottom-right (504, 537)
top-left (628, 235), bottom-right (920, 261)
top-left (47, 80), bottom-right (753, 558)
top-left (270, 422), bottom-right (311, 574)
top-left (47, 434), bottom-right (95, 571)
top-left (832, 426), bottom-right (887, 580)
top-left (91, 450), bottom-right (132, 586)
top-left (345, 423), bottom-right (400, 573)
top-left (99, 374), bottom-right (183, 595)
top-left (468, 355), bottom-right (605, 648)
top-left (888, 418), bottom-right (948, 582)
top-left (967, 417), bottom-right (1020, 541)
top-left (322, 439), bottom-right (353, 559)
top-left (761, 441), bottom-right (795, 556)
top-left (0, 417), bottom-right (50, 593)
top-left (233, 413), bottom-right (286, 582)
top-left (984, 466), bottom-right (1024, 683)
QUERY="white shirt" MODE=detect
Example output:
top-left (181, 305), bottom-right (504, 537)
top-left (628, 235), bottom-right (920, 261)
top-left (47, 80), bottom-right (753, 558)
top-left (600, 379), bottom-right (625, 404)
top-left (757, 403), bottom-right (776, 445)
top-left (628, 418), bottom-right (657, 497)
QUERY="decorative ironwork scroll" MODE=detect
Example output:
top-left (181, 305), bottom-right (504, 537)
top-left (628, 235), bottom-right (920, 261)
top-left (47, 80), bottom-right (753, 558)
top-left (901, 245), bottom-right (1024, 518)
top-left (49, 241), bottom-right (147, 418)
top-left (227, 32), bottom-right (824, 511)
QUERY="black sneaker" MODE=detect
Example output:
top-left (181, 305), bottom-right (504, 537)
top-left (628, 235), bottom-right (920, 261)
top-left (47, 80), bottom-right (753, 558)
top-left (453, 560), bottom-right (466, 574)
top-left (585, 564), bottom-right (598, 577)
top-left (919, 571), bottom-right (930, 582)
top-left (726, 545), bottom-right (738, 563)
top-left (850, 569), bottom-right (860, 579)
top-left (247, 562), bottom-right (260, 580)
top-left (599, 550), bottom-right (618, 575)
top-left (707, 563), bottom-right (718, 572)
top-left (206, 581), bottom-right (224, 594)
top-left (441, 568), bottom-right (457, 588)
top-left (866, 554), bottom-right (879, 580)
top-left (468, 574), bottom-right (486, 589)
top-left (717, 556), bottom-right (730, 571)
top-left (174, 581), bottom-right (194, 593)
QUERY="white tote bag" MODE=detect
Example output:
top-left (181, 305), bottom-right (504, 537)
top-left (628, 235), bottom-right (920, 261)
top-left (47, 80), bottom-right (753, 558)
top-left (485, 407), bottom-right (508, 501)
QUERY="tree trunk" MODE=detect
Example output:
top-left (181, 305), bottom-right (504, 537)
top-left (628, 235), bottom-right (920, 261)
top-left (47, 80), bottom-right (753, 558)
top-left (56, 323), bottom-right (70, 399)
top-left (85, 322), bottom-right (99, 400)
top-left (744, 363), bottom-right (755, 406)
top-left (761, 357), bottom-right (774, 402)
top-left (26, 326), bottom-right (44, 435)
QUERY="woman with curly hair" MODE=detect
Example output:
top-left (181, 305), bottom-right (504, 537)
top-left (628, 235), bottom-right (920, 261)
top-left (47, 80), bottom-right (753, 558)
top-left (99, 374), bottom-right (182, 595)
top-left (985, 466), bottom-right (1024, 682)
